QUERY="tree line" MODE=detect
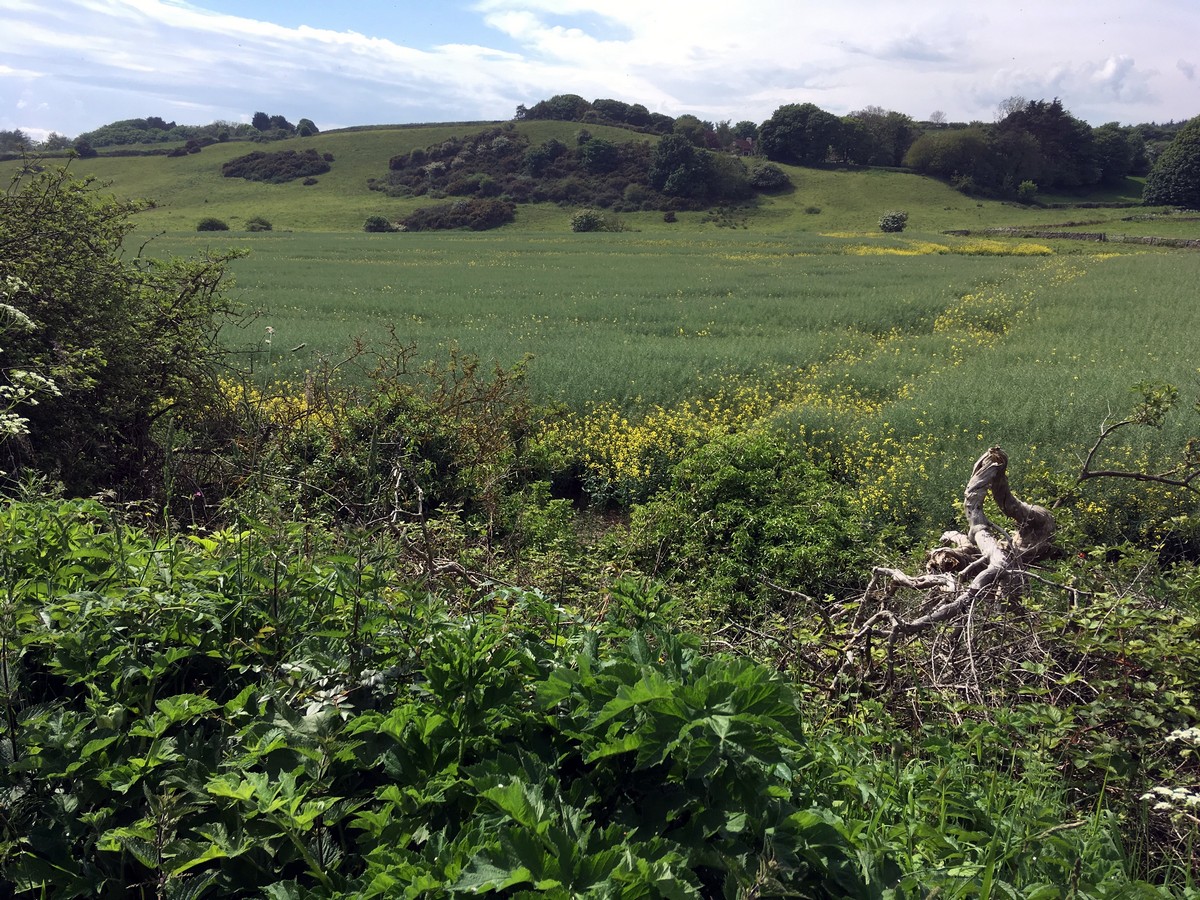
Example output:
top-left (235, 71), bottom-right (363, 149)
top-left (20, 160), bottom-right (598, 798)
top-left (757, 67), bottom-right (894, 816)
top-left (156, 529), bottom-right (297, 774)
top-left (517, 93), bottom-right (1194, 201)
top-left (0, 110), bottom-right (319, 160)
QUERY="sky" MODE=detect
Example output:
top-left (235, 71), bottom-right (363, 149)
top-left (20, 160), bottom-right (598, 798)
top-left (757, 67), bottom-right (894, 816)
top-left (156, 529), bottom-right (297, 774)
top-left (2, 0), bottom-right (1198, 141)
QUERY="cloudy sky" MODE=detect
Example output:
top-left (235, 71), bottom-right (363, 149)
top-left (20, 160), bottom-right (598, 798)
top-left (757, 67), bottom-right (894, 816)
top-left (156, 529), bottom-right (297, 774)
top-left (2, 0), bottom-right (1198, 140)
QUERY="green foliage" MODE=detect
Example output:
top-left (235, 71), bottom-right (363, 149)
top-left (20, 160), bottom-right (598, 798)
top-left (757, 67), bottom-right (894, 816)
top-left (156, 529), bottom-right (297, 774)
top-left (244, 216), bottom-right (273, 232)
top-left (222, 148), bottom-right (331, 183)
top-left (759, 102), bottom-right (842, 166)
top-left (0, 164), bottom-right (242, 495)
top-left (569, 208), bottom-right (622, 232)
top-left (1143, 116), bottom-right (1200, 209)
top-left (623, 431), bottom-right (872, 615)
top-left (196, 216), bottom-right (229, 231)
top-left (362, 215), bottom-right (394, 233)
top-left (878, 209), bottom-right (909, 232)
top-left (0, 489), bottom-right (1179, 896)
top-left (399, 198), bottom-right (516, 231)
top-left (748, 162), bottom-right (791, 191)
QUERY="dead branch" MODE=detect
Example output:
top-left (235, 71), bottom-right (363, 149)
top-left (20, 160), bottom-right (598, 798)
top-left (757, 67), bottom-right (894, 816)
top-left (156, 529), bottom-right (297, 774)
top-left (838, 447), bottom-right (1055, 684)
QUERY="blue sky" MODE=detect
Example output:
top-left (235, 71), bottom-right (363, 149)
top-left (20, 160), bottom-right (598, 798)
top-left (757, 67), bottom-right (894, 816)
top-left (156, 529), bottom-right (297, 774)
top-left (2, 0), bottom-right (1198, 140)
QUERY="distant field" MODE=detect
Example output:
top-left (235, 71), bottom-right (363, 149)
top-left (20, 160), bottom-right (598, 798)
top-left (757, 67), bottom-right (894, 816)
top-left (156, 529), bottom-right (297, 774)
top-left (140, 224), bottom-right (1200, 527)
top-left (10, 123), bottom-right (1198, 525)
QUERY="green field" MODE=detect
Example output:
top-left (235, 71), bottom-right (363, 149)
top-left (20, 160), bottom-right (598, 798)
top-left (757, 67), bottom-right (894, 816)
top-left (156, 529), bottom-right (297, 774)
top-left (10, 123), bottom-right (1199, 521)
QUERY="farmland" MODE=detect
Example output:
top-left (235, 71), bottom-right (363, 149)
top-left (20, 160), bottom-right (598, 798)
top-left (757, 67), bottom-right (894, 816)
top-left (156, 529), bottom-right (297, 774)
top-left (4, 125), bottom-right (1200, 895)
top-left (155, 224), bottom-right (1200, 529)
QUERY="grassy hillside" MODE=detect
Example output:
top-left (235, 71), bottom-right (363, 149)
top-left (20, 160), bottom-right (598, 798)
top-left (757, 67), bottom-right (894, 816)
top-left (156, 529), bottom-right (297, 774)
top-left (3, 120), bottom-right (1166, 236)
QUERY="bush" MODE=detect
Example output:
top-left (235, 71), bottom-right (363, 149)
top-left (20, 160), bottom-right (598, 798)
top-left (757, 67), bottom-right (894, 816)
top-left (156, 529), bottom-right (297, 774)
top-left (221, 148), bottom-right (331, 183)
top-left (196, 217), bottom-right (229, 231)
top-left (748, 162), bottom-right (791, 191)
top-left (363, 215), bottom-right (395, 233)
top-left (1016, 180), bottom-right (1038, 204)
top-left (804, 205), bottom-right (822, 215)
top-left (624, 431), bottom-right (870, 615)
top-left (878, 210), bottom-right (909, 233)
top-left (570, 208), bottom-right (623, 232)
top-left (399, 198), bottom-right (516, 232)
top-left (244, 216), bottom-right (273, 232)
top-left (0, 165), bottom-right (241, 495)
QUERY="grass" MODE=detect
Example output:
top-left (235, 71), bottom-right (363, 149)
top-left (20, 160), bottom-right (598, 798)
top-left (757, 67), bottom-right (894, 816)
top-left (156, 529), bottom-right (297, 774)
top-left (10, 120), bottom-right (1198, 527)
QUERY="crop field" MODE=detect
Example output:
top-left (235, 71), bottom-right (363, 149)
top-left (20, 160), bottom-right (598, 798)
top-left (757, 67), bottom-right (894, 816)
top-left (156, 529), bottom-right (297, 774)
top-left (143, 225), bottom-right (1200, 529)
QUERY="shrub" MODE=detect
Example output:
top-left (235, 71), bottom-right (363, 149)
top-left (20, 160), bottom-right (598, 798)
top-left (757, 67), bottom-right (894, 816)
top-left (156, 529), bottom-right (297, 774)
top-left (624, 431), bottom-right (871, 615)
top-left (363, 215), bottom-right (395, 233)
top-left (804, 205), bottom-right (822, 215)
top-left (1016, 180), bottom-right (1038, 204)
top-left (570, 208), bottom-right (621, 232)
top-left (244, 216), bottom-right (273, 232)
top-left (399, 198), bottom-right (516, 231)
top-left (221, 148), bottom-right (331, 183)
top-left (663, 210), bottom-right (677, 223)
top-left (748, 162), bottom-right (791, 191)
top-left (196, 217), bottom-right (229, 231)
top-left (878, 210), bottom-right (909, 233)
top-left (0, 165), bottom-right (241, 495)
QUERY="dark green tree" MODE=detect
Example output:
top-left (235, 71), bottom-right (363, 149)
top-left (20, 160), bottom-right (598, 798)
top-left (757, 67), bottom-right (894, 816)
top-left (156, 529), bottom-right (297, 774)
top-left (0, 129), bottom-right (31, 153)
top-left (847, 106), bottom-right (916, 166)
top-left (995, 98), bottom-right (1098, 188)
top-left (524, 94), bottom-right (592, 121)
top-left (1092, 123), bottom-right (1136, 184)
top-left (1143, 116), bottom-right (1200, 208)
top-left (296, 117), bottom-right (319, 137)
top-left (251, 111), bottom-right (270, 131)
top-left (0, 165), bottom-right (242, 495)
top-left (648, 133), bottom-right (713, 200)
top-left (758, 103), bottom-right (841, 166)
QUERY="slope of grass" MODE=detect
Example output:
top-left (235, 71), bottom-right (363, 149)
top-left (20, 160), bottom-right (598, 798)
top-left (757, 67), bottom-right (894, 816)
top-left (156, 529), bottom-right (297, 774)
top-left (7, 120), bottom-right (1172, 238)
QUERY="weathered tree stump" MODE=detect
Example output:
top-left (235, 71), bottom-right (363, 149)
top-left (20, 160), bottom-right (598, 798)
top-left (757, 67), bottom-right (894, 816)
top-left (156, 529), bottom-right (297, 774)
top-left (842, 447), bottom-right (1055, 681)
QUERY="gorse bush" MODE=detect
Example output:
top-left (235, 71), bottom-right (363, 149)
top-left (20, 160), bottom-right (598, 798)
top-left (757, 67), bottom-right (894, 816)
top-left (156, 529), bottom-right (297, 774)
top-left (569, 208), bottom-right (622, 232)
top-left (221, 147), bottom-right (331, 183)
top-left (244, 215), bottom-right (273, 232)
top-left (622, 430), bottom-right (873, 615)
top-left (196, 216), bottom-right (229, 231)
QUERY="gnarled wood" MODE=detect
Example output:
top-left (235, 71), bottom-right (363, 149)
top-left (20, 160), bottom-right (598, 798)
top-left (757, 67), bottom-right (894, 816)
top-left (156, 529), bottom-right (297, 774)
top-left (842, 447), bottom-right (1055, 677)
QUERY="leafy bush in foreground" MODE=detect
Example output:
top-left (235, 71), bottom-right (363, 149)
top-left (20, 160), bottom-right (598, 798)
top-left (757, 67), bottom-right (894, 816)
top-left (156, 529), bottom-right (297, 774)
top-left (0, 494), bottom-right (1162, 897)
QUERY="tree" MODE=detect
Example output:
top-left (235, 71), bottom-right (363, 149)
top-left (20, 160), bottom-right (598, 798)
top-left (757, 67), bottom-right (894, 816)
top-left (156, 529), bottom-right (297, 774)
top-left (0, 164), bottom-right (242, 495)
top-left (648, 133), bottom-right (713, 200)
top-left (251, 111), bottom-right (271, 131)
top-left (0, 130), bottom-right (31, 153)
top-left (40, 133), bottom-right (72, 151)
top-left (848, 106), bottom-right (916, 166)
top-left (268, 114), bottom-right (295, 133)
top-left (296, 118), bottom-right (319, 137)
top-left (1142, 116), bottom-right (1200, 208)
top-left (1092, 122), bottom-right (1136, 184)
top-left (758, 103), bottom-right (841, 166)
top-left (996, 98), bottom-right (1098, 189)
